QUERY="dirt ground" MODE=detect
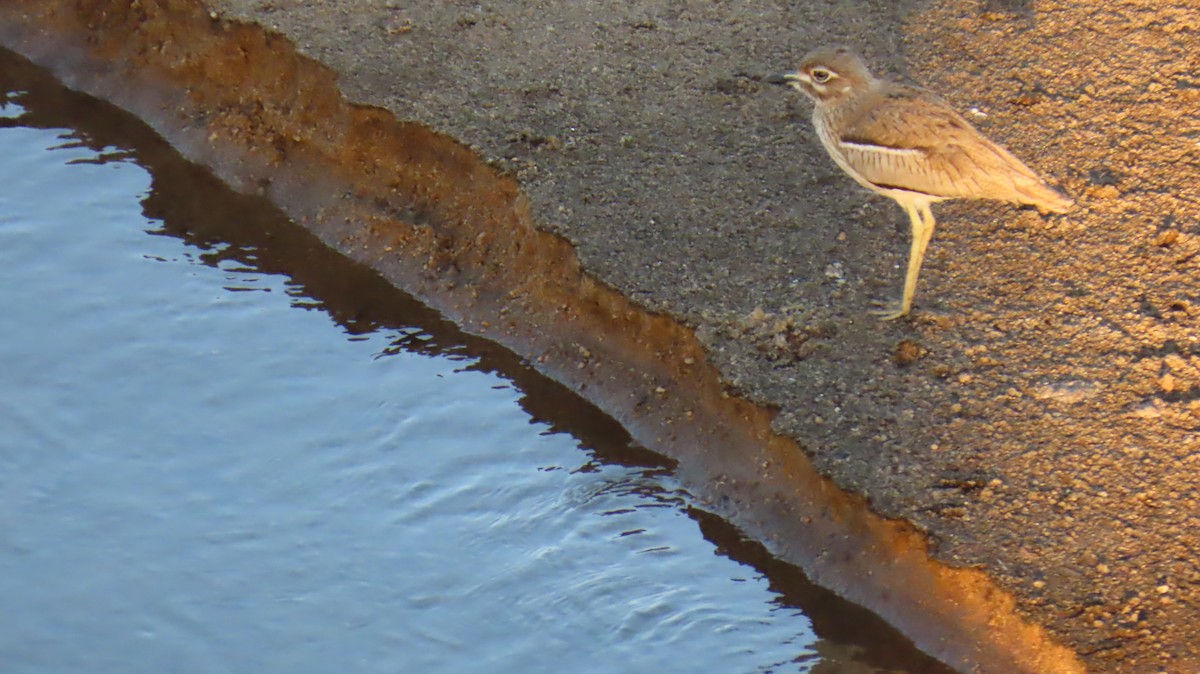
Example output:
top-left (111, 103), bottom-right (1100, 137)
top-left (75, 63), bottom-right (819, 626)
top-left (10, 0), bottom-right (1198, 670)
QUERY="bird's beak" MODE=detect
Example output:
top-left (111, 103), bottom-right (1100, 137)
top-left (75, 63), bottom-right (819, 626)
top-left (765, 71), bottom-right (804, 86)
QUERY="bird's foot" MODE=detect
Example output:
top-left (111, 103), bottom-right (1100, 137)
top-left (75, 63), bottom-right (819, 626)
top-left (868, 299), bottom-right (910, 321)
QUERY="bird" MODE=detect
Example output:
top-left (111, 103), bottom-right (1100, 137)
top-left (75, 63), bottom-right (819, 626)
top-left (767, 46), bottom-right (1072, 320)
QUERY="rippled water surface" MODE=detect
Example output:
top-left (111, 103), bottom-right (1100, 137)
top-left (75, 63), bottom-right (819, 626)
top-left (0, 49), bottom-right (954, 674)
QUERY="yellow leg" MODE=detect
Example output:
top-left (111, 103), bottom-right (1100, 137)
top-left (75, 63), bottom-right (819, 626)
top-left (871, 203), bottom-right (936, 320)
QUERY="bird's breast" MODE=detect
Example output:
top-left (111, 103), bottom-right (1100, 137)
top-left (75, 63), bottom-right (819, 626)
top-left (812, 107), bottom-right (883, 196)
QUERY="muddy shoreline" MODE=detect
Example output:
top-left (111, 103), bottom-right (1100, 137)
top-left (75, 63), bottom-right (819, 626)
top-left (2, 0), bottom-right (1196, 672)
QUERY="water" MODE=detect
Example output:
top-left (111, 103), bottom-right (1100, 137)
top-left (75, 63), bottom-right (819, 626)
top-left (0, 48), bottom-right (952, 674)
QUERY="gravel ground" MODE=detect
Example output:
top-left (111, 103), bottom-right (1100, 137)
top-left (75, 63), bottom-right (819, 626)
top-left (98, 0), bottom-right (1200, 670)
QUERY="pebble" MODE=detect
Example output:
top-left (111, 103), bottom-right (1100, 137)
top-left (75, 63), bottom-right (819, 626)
top-left (1158, 373), bottom-right (1176, 393)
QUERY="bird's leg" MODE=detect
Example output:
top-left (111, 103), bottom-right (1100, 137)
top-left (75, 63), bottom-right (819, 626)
top-left (901, 203), bottom-right (937, 315)
top-left (871, 202), bottom-right (936, 320)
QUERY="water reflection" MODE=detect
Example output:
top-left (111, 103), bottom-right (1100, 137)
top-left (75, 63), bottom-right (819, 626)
top-left (0, 47), bottom-right (954, 674)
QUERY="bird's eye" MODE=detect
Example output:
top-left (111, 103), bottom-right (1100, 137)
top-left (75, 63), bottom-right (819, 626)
top-left (810, 68), bottom-right (832, 84)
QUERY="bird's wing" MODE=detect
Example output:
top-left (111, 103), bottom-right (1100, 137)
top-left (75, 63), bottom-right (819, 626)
top-left (836, 86), bottom-right (1057, 205)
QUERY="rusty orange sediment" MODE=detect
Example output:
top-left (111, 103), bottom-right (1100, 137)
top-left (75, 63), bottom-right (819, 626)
top-left (0, 1), bottom-right (1084, 672)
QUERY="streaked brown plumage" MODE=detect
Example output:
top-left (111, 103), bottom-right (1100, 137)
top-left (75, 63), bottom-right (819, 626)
top-left (769, 46), bottom-right (1072, 319)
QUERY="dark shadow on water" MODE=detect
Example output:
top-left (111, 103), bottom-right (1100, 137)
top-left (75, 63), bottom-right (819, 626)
top-left (692, 508), bottom-right (958, 673)
top-left (0, 46), bottom-right (956, 674)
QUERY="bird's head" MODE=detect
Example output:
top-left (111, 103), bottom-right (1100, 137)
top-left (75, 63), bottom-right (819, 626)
top-left (767, 46), bottom-right (876, 104)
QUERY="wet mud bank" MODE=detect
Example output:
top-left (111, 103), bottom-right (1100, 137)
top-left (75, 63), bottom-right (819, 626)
top-left (3, 0), bottom-right (1196, 672)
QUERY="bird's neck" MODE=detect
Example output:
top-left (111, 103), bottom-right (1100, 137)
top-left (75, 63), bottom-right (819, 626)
top-left (814, 80), bottom-right (880, 125)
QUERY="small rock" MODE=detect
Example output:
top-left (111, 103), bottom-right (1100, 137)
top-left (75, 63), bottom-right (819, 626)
top-left (1154, 230), bottom-right (1179, 247)
top-left (893, 339), bottom-right (925, 367)
top-left (1159, 373), bottom-right (1177, 393)
top-left (823, 261), bottom-right (846, 284)
top-left (1131, 400), bottom-right (1164, 418)
top-left (1032, 380), bottom-right (1101, 404)
top-left (1088, 167), bottom-right (1122, 186)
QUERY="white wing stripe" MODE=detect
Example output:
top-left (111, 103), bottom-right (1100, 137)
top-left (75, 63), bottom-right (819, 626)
top-left (838, 140), bottom-right (924, 156)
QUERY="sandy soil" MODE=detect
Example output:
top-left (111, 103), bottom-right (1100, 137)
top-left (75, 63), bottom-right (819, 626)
top-left (8, 0), bottom-right (1195, 670)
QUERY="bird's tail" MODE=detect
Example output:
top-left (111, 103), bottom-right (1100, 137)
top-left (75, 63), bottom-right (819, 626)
top-left (977, 137), bottom-right (1075, 213)
top-left (1017, 178), bottom-right (1074, 213)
